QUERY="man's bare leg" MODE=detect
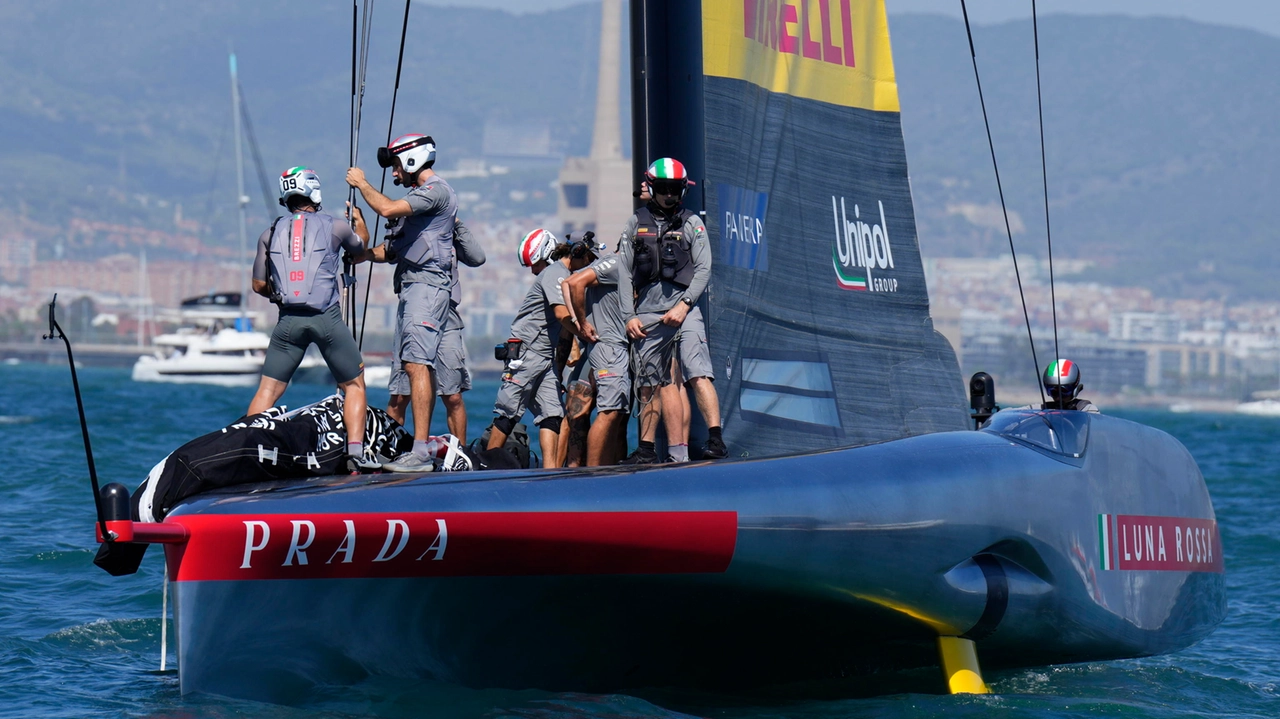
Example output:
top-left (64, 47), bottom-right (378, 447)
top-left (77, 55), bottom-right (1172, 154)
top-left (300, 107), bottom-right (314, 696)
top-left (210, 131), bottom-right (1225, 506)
top-left (441, 393), bottom-right (467, 442)
top-left (688, 377), bottom-right (721, 429)
top-left (386, 394), bottom-right (409, 425)
top-left (586, 409), bottom-right (622, 466)
top-left (539, 426), bottom-right (559, 469)
top-left (637, 386), bottom-right (661, 443)
top-left (562, 381), bottom-right (594, 467)
top-left (403, 362), bottom-right (436, 440)
top-left (337, 374), bottom-right (368, 447)
top-left (247, 376), bottom-right (288, 417)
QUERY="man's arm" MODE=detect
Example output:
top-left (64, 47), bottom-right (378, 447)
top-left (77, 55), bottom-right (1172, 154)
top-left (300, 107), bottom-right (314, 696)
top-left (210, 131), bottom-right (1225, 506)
top-left (251, 228), bottom-right (273, 298)
top-left (345, 167), bottom-right (413, 218)
top-left (347, 203), bottom-right (370, 244)
top-left (681, 215), bottom-right (712, 305)
top-left (564, 269), bottom-right (600, 342)
top-left (334, 221), bottom-right (373, 265)
top-left (453, 219), bottom-right (486, 267)
top-left (618, 219), bottom-right (647, 339)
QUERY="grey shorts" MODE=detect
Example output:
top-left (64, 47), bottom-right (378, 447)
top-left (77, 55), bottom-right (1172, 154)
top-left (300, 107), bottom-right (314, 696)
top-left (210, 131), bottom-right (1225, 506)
top-left (396, 282), bottom-right (450, 369)
top-left (389, 325), bottom-right (470, 397)
top-left (677, 305), bottom-right (714, 381)
top-left (588, 341), bottom-right (631, 412)
top-left (632, 312), bottom-right (680, 388)
top-left (493, 353), bottom-right (563, 424)
top-left (263, 304), bottom-right (364, 384)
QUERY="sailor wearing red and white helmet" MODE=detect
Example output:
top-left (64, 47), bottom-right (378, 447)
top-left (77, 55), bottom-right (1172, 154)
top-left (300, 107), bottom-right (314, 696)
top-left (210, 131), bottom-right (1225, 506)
top-left (617, 158), bottom-right (726, 464)
top-left (247, 167), bottom-right (380, 473)
top-left (486, 229), bottom-right (594, 468)
top-left (346, 133), bottom-right (459, 472)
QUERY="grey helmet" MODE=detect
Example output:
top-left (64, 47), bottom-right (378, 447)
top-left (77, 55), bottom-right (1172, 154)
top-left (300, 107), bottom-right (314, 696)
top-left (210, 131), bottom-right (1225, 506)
top-left (279, 166), bottom-right (322, 207)
top-left (1043, 358), bottom-right (1082, 401)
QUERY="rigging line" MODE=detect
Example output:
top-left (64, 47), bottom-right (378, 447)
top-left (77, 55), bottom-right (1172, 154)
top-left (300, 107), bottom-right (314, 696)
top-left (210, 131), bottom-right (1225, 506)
top-left (347, 0), bottom-right (377, 338)
top-left (959, 0), bottom-right (1046, 406)
top-left (238, 87), bottom-right (276, 220)
top-left (1032, 0), bottom-right (1060, 368)
top-left (358, 0), bottom-right (412, 351)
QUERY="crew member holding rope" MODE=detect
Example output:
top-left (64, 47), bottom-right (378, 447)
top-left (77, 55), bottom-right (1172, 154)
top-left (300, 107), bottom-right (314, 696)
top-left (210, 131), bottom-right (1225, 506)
top-left (247, 167), bottom-right (379, 472)
top-left (618, 158), bottom-right (725, 464)
top-left (346, 133), bottom-right (458, 472)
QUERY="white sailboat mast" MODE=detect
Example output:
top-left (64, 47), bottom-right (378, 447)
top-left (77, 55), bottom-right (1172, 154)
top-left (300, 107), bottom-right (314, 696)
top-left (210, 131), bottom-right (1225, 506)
top-left (229, 53), bottom-right (250, 325)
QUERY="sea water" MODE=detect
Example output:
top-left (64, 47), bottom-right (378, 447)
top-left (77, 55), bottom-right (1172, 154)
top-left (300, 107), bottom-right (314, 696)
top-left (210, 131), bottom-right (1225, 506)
top-left (0, 363), bottom-right (1276, 718)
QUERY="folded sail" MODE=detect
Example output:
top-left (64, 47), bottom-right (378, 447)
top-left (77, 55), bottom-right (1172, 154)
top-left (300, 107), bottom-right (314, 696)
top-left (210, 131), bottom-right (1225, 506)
top-left (702, 0), bottom-right (969, 455)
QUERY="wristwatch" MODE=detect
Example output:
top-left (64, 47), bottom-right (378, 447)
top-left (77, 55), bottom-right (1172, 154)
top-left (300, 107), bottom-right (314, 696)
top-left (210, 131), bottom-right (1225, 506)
top-left (681, 297), bottom-right (694, 307)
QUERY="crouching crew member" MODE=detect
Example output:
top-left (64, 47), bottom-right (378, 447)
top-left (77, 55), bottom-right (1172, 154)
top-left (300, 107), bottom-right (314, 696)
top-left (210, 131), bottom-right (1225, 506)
top-left (347, 133), bottom-right (458, 472)
top-left (387, 217), bottom-right (485, 443)
top-left (489, 230), bottom-right (591, 468)
top-left (618, 158), bottom-right (725, 464)
top-left (247, 167), bottom-right (377, 472)
top-left (1043, 359), bottom-right (1099, 413)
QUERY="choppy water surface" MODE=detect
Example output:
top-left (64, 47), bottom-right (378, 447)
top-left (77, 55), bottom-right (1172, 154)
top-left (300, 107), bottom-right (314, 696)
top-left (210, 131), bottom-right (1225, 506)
top-left (1, 364), bottom-right (1276, 718)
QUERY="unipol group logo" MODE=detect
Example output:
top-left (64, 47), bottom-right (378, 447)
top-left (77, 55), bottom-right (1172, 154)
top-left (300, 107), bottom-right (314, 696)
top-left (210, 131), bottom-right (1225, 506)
top-left (831, 196), bottom-right (897, 292)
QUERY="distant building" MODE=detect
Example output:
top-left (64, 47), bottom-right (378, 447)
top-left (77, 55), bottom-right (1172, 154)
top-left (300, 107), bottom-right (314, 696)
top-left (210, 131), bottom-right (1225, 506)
top-left (556, 0), bottom-right (633, 243)
top-left (1109, 311), bottom-right (1182, 343)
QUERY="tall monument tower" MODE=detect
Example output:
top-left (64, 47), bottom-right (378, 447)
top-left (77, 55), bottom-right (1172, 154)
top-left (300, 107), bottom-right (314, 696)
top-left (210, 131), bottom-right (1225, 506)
top-left (556, 0), bottom-right (633, 244)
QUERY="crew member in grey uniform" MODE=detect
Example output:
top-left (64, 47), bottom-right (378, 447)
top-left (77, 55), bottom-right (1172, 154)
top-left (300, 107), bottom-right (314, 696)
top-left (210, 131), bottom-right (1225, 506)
top-left (618, 158), bottom-right (727, 464)
top-left (347, 133), bottom-right (458, 472)
top-left (488, 229), bottom-right (592, 468)
top-left (564, 244), bottom-right (633, 466)
top-left (386, 217), bottom-right (485, 443)
top-left (247, 167), bottom-right (378, 472)
top-left (552, 233), bottom-right (609, 467)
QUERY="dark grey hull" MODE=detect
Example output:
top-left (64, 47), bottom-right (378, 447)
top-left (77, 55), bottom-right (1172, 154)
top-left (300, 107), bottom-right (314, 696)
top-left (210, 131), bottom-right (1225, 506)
top-left (167, 412), bottom-right (1224, 701)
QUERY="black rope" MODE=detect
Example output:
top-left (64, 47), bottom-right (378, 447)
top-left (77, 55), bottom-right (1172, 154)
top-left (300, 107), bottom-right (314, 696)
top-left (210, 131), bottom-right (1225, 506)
top-left (345, 0), bottom-right (377, 341)
top-left (1032, 0), bottom-right (1060, 369)
top-left (358, 0), bottom-right (412, 351)
top-left (960, 0), bottom-right (1046, 406)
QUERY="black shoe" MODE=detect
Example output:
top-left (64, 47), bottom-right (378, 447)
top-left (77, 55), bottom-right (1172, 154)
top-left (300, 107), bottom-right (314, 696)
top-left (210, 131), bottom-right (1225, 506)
top-left (702, 436), bottom-right (728, 459)
top-left (619, 446), bottom-right (660, 465)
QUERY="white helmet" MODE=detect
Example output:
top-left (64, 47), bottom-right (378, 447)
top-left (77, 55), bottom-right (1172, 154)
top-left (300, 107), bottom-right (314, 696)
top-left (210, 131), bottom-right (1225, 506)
top-left (378, 133), bottom-right (436, 181)
top-left (517, 228), bottom-right (559, 267)
top-left (279, 166), bottom-right (322, 207)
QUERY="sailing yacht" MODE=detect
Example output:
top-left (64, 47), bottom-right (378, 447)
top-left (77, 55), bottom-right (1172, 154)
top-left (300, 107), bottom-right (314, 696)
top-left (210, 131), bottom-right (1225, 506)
top-left (94, 0), bottom-right (1223, 703)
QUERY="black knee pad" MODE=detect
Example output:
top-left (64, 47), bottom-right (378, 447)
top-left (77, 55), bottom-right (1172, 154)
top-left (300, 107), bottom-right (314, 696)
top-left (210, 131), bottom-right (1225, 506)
top-left (492, 416), bottom-right (517, 436)
top-left (538, 416), bottom-right (563, 434)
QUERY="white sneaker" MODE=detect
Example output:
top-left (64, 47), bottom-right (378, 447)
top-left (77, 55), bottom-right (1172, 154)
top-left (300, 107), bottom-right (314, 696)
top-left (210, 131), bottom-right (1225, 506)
top-left (382, 451), bottom-right (435, 473)
top-left (439, 435), bottom-right (473, 472)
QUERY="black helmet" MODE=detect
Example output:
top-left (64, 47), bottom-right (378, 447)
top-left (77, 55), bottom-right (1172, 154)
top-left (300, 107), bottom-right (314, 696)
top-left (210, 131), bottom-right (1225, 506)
top-left (1043, 359), bottom-right (1082, 401)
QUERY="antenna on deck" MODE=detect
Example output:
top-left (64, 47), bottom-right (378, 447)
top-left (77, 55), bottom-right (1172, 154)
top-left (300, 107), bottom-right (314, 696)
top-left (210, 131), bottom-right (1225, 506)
top-left (42, 295), bottom-right (111, 544)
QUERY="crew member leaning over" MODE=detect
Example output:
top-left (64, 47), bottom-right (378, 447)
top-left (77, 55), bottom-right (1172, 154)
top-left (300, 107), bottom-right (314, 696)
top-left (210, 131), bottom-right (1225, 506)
top-left (488, 230), bottom-right (592, 468)
top-left (618, 158), bottom-right (724, 464)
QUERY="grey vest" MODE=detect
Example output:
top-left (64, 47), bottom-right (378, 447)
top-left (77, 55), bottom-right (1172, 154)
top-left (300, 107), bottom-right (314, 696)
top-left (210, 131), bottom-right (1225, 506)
top-left (388, 178), bottom-right (458, 290)
top-left (267, 212), bottom-right (341, 312)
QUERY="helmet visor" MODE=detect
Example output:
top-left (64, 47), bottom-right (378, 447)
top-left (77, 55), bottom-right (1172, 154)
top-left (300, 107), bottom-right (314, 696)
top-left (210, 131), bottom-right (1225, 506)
top-left (650, 178), bottom-right (685, 198)
top-left (376, 146), bottom-right (396, 169)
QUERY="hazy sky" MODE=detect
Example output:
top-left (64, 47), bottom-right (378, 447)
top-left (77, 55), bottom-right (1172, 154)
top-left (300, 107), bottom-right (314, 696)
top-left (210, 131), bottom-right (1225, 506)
top-left (418, 0), bottom-right (1280, 38)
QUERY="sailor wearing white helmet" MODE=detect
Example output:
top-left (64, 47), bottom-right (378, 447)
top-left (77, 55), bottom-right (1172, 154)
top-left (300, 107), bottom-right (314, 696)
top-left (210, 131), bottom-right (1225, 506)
top-left (487, 229), bottom-right (593, 468)
top-left (248, 167), bottom-right (379, 472)
top-left (347, 133), bottom-right (458, 472)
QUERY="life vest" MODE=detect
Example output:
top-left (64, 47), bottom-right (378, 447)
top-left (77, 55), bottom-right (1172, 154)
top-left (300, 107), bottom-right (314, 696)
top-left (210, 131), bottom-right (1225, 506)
top-left (266, 212), bottom-right (341, 312)
top-left (385, 178), bottom-right (458, 281)
top-left (631, 205), bottom-right (695, 290)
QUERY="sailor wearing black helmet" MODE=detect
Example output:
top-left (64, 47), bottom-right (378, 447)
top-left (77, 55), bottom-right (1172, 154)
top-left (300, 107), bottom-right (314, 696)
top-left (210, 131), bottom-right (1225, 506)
top-left (1042, 359), bottom-right (1099, 412)
top-left (618, 158), bottom-right (726, 464)
top-left (346, 133), bottom-right (459, 472)
top-left (248, 167), bottom-right (379, 472)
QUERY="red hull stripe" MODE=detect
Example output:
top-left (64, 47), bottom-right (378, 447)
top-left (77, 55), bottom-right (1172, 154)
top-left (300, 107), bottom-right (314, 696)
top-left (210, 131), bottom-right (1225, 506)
top-left (166, 511), bottom-right (738, 582)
